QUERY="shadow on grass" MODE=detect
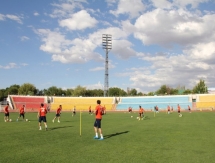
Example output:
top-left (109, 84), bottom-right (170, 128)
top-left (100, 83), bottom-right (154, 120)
top-left (50, 125), bottom-right (73, 130)
top-left (104, 131), bottom-right (129, 139)
top-left (143, 116), bottom-right (150, 120)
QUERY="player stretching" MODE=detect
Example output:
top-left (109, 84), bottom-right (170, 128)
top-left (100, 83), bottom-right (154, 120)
top-left (17, 105), bottom-right (25, 121)
top-left (4, 103), bottom-right (10, 122)
top-left (38, 103), bottom-right (48, 131)
top-left (52, 105), bottom-right (62, 123)
top-left (93, 100), bottom-right (104, 140)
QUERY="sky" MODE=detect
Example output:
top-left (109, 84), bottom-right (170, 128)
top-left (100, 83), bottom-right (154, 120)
top-left (0, 0), bottom-right (215, 93)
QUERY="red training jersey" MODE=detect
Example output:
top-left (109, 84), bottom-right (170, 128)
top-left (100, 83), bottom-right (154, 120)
top-left (56, 108), bottom-right (61, 114)
top-left (20, 107), bottom-right (25, 114)
top-left (95, 105), bottom-right (102, 119)
top-left (39, 107), bottom-right (47, 116)
top-left (4, 105), bottom-right (9, 113)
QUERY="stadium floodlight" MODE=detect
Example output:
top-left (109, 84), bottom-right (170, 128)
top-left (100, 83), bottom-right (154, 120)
top-left (102, 34), bottom-right (112, 97)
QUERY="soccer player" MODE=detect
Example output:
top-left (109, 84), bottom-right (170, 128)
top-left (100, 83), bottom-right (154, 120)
top-left (93, 100), bottom-right (104, 140)
top-left (72, 106), bottom-right (76, 116)
top-left (171, 106), bottom-right (174, 113)
top-left (156, 105), bottom-right (159, 113)
top-left (128, 107), bottom-right (132, 113)
top-left (52, 105), bottom-right (62, 123)
top-left (38, 103), bottom-right (48, 131)
top-left (138, 105), bottom-right (144, 120)
top-left (177, 104), bottom-right (182, 116)
top-left (89, 106), bottom-right (92, 114)
top-left (4, 103), bottom-right (9, 122)
top-left (188, 105), bottom-right (191, 113)
top-left (103, 105), bottom-right (106, 115)
top-left (167, 105), bottom-right (171, 114)
top-left (17, 105), bottom-right (25, 121)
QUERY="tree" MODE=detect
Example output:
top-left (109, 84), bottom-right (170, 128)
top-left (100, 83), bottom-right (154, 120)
top-left (128, 88), bottom-right (137, 96)
top-left (18, 83), bottom-right (37, 95)
top-left (109, 87), bottom-right (127, 96)
top-left (193, 79), bottom-right (208, 94)
top-left (72, 85), bottom-right (87, 96)
top-left (7, 84), bottom-right (20, 95)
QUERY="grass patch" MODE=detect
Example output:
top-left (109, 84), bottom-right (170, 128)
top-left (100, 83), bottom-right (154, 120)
top-left (0, 111), bottom-right (215, 163)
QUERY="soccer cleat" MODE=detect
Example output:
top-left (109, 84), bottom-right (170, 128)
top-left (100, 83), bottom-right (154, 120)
top-left (94, 136), bottom-right (99, 139)
top-left (39, 128), bottom-right (42, 130)
top-left (52, 120), bottom-right (54, 123)
top-left (58, 121), bottom-right (60, 123)
top-left (99, 137), bottom-right (104, 140)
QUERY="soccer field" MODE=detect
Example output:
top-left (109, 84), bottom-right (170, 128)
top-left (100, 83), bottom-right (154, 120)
top-left (0, 111), bottom-right (215, 163)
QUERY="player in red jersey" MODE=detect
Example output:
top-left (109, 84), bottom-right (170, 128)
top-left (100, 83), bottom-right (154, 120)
top-left (17, 105), bottom-right (25, 121)
top-left (93, 100), bottom-right (104, 140)
top-left (38, 103), bottom-right (48, 131)
top-left (52, 105), bottom-right (62, 123)
top-left (4, 103), bottom-right (10, 122)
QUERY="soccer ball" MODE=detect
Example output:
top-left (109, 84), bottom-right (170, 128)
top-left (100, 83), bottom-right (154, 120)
top-left (9, 119), bottom-right (12, 122)
top-left (179, 114), bottom-right (182, 117)
top-left (131, 116), bottom-right (133, 118)
top-left (25, 119), bottom-right (28, 122)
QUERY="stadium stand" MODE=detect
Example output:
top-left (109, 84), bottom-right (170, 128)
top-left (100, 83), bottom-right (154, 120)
top-left (196, 94), bottom-right (215, 110)
top-left (50, 97), bottom-right (114, 111)
top-left (10, 95), bottom-right (47, 111)
top-left (116, 95), bottom-right (192, 111)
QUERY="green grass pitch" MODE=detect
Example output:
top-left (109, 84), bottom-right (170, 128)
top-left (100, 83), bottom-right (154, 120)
top-left (1, 111), bottom-right (215, 163)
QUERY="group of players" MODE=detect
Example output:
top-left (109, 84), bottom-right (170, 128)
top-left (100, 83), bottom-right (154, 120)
top-left (3, 101), bottom-right (106, 140)
top-left (127, 104), bottom-right (192, 120)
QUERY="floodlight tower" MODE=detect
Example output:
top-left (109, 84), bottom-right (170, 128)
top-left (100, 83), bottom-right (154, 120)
top-left (102, 34), bottom-right (112, 97)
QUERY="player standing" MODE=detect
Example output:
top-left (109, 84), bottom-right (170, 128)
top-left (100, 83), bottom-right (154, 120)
top-left (52, 105), bottom-right (62, 123)
top-left (72, 106), bottom-right (76, 116)
top-left (167, 105), bottom-right (170, 114)
top-left (177, 104), bottom-right (182, 116)
top-left (38, 103), bottom-right (48, 131)
top-left (93, 100), bottom-right (104, 140)
top-left (138, 106), bottom-right (144, 120)
top-left (89, 106), bottom-right (92, 114)
top-left (188, 105), bottom-right (191, 113)
top-left (4, 103), bottom-right (9, 122)
top-left (17, 104), bottom-right (25, 121)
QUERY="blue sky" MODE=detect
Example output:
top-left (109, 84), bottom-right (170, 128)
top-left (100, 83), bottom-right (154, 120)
top-left (0, 0), bottom-right (215, 93)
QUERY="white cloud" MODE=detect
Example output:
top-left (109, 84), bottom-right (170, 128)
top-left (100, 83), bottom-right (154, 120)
top-left (50, 1), bottom-right (85, 18)
top-left (0, 14), bottom-right (5, 20)
top-left (173, 0), bottom-right (210, 8)
top-left (0, 14), bottom-right (23, 24)
top-left (134, 8), bottom-right (215, 47)
top-left (59, 10), bottom-right (98, 30)
top-left (20, 36), bottom-right (29, 41)
top-left (110, 0), bottom-right (145, 18)
top-left (85, 81), bottom-right (104, 90)
top-left (34, 12), bottom-right (39, 16)
top-left (0, 63), bottom-right (18, 69)
top-left (6, 14), bottom-right (23, 24)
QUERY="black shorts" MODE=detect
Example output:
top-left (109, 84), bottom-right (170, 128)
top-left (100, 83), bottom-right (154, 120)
top-left (94, 119), bottom-right (101, 128)
top-left (139, 113), bottom-right (142, 116)
top-left (73, 111), bottom-right (76, 114)
top-left (5, 113), bottom-right (9, 117)
top-left (39, 116), bottom-right (47, 122)
top-left (56, 113), bottom-right (60, 117)
top-left (178, 111), bottom-right (180, 113)
top-left (19, 113), bottom-right (25, 117)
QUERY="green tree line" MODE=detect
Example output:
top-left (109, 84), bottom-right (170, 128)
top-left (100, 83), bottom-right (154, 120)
top-left (0, 80), bottom-right (208, 101)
